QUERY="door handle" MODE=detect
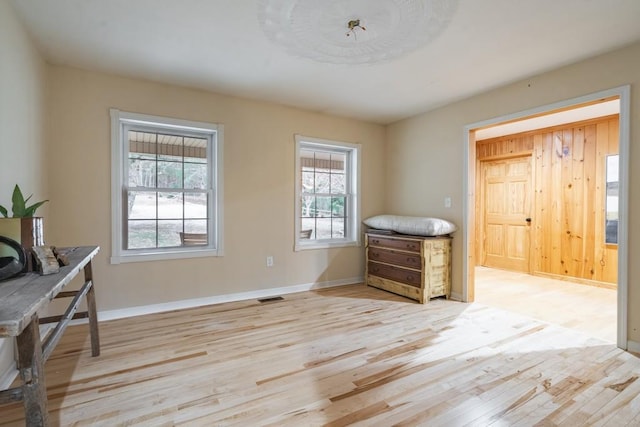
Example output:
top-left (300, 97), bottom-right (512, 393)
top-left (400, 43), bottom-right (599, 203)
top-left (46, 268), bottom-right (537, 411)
top-left (525, 218), bottom-right (532, 223)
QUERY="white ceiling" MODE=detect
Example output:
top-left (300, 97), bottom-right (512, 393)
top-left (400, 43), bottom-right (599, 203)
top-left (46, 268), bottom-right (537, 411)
top-left (476, 99), bottom-right (620, 140)
top-left (10, 0), bottom-right (640, 124)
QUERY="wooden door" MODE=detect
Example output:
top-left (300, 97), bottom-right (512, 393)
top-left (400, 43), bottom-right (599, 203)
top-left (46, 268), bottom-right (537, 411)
top-left (481, 156), bottom-right (532, 272)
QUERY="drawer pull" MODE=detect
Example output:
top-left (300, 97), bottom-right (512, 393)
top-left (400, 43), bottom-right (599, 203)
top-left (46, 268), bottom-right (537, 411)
top-left (407, 257), bottom-right (415, 263)
top-left (406, 276), bottom-right (414, 281)
top-left (372, 239), bottom-right (380, 244)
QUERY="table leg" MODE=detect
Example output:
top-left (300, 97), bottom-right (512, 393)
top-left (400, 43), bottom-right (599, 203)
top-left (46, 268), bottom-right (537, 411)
top-left (84, 261), bottom-right (100, 357)
top-left (17, 314), bottom-right (49, 426)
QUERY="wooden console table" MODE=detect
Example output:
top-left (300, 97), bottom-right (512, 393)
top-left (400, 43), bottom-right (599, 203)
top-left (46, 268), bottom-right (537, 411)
top-left (0, 246), bottom-right (100, 426)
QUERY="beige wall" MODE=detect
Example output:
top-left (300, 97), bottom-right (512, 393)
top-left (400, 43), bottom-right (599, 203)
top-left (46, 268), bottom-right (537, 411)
top-left (46, 66), bottom-right (386, 311)
top-left (0, 3), bottom-right (48, 205)
top-left (386, 41), bottom-right (640, 342)
top-left (0, 1), bottom-right (48, 382)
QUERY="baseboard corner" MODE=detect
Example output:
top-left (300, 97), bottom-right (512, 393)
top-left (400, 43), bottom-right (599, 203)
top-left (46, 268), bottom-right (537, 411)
top-left (449, 292), bottom-right (463, 302)
top-left (627, 340), bottom-right (640, 354)
top-left (0, 361), bottom-right (17, 390)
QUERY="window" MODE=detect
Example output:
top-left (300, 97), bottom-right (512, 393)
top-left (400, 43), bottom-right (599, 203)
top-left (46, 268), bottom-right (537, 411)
top-left (295, 135), bottom-right (360, 250)
top-left (606, 154), bottom-right (619, 244)
top-left (110, 109), bottom-right (223, 263)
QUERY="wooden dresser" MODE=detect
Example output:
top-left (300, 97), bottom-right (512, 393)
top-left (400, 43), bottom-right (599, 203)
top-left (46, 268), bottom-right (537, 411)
top-left (365, 232), bottom-right (452, 303)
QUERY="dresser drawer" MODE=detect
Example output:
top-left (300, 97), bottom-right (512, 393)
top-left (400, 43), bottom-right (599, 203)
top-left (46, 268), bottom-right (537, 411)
top-left (367, 236), bottom-right (421, 253)
top-left (365, 232), bottom-right (452, 303)
top-left (368, 247), bottom-right (422, 269)
top-left (368, 262), bottom-right (422, 287)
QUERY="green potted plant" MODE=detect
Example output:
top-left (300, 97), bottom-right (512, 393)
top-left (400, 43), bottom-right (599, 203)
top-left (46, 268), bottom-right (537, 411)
top-left (0, 184), bottom-right (48, 218)
top-left (0, 185), bottom-right (48, 270)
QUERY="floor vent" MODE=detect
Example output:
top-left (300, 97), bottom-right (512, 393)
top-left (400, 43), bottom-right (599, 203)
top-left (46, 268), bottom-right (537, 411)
top-left (258, 296), bottom-right (284, 303)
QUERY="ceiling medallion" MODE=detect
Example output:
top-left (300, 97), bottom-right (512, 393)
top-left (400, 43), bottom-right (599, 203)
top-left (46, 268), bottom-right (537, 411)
top-left (258, 0), bottom-right (458, 65)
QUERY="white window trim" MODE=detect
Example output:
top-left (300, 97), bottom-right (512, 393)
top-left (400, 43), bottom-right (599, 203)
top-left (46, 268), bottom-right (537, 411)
top-left (110, 109), bottom-right (224, 264)
top-left (294, 134), bottom-right (361, 251)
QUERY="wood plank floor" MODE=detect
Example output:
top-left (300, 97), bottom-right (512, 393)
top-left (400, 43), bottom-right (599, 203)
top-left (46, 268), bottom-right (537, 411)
top-left (2, 283), bottom-right (639, 426)
top-left (475, 267), bottom-right (617, 343)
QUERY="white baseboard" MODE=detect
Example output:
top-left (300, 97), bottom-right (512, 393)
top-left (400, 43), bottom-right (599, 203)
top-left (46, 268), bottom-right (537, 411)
top-left (449, 292), bottom-right (463, 302)
top-left (627, 340), bottom-right (640, 353)
top-left (0, 360), bottom-right (17, 390)
top-left (99, 277), bottom-right (363, 322)
top-left (0, 337), bottom-right (16, 390)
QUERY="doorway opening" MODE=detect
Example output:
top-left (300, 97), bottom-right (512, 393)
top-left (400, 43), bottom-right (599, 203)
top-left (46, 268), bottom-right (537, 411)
top-left (463, 86), bottom-right (630, 349)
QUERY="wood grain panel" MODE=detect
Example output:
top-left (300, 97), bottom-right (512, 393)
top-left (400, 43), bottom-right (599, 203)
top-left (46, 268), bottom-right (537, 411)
top-left (476, 135), bottom-right (534, 160)
top-left (550, 131), bottom-right (563, 276)
top-left (485, 224), bottom-right (504, 256)
top-left (532, 134), bottom-right (545, 274)
top-left (583, 124), bottom-right (597, 279)
top-left (560, 128), bottom-right (573, 276)
top-left (481, 156), bottom-right (531, 272)
top-left (478, 115), bottom-right (618, 285)
top-left (507, 225), bottom-right (527, 259)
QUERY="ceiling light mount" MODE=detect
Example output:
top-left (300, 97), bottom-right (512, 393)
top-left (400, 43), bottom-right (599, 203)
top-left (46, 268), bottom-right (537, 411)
top-left (346, 19), bottom-right (366, 39)
top-left (259, 0), bottom-right (458, 65)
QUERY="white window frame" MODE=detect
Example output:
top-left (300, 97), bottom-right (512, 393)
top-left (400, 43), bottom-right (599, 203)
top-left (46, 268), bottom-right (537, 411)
top-left (294, 135), bottom-right (361, 251)
top-left (110, 109), bottom-right (224, 263)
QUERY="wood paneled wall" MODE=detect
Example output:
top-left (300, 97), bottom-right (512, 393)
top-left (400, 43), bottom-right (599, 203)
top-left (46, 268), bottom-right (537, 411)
top-left (476, 115), bottom-right (619, 286)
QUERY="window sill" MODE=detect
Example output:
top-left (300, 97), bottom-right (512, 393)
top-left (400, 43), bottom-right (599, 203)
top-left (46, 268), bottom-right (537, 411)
top-left (111, 248), bottom-right (222, 264)
top-left (294, 240), bottom-right (360, 252)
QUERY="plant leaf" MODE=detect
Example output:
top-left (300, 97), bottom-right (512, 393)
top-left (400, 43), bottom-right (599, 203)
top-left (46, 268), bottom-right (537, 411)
top-left (24, 200), bottom-right (49, 217)
top-left (11, 185), bottom-right (23, 203)
top-left (11, 185), bottom-right (26, 217)
top-left (7, 185), bottom-right (48, 217)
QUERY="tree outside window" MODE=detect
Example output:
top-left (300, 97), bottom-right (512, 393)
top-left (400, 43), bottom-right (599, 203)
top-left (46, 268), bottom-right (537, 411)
top-left (295, 135), bottom-right (360, 251)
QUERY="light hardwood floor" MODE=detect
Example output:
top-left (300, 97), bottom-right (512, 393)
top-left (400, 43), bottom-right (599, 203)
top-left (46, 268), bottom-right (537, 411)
top-left (475, 267), bottom-right (617, 343)
top-left (2, 284), bottom-right (638, 426)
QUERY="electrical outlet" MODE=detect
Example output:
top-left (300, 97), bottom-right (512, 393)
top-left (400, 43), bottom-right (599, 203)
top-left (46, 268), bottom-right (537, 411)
top-left (266, 256), bottom-right (274, 267)
top-left (444, 197), bottom-right (452, 208)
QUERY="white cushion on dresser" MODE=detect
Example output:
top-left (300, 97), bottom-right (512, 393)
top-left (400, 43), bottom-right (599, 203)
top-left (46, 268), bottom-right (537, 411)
top-left (363, 215), bottom-right (457, 236)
